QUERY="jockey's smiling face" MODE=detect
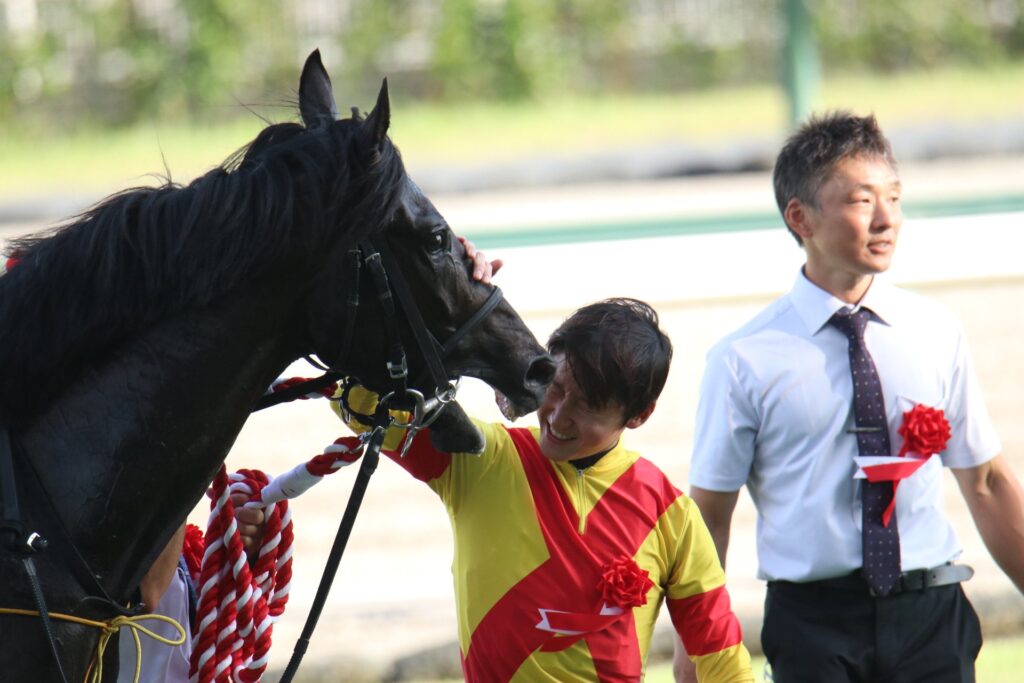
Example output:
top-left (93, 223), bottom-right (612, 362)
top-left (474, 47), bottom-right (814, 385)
top-left (536, 355), bottom-right (652, 463)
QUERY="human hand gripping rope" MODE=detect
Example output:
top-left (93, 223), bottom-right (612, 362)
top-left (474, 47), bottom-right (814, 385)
top-left (186, 378), bottom-right (365, 683)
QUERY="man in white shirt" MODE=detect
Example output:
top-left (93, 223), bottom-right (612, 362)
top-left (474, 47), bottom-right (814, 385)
top-left (678, 112), bottom-right (1024, 682)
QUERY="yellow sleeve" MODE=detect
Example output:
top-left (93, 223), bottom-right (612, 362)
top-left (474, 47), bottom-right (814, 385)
top-left (666, 496), bottom-right (754, 682)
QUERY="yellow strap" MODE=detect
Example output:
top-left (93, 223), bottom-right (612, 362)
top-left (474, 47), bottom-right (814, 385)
top-left (93, 613), bottom-right (187, 683)
top-left (0, 607), bottom-right (186, 683)
top-left (0, 606), bottom-right (109, 629)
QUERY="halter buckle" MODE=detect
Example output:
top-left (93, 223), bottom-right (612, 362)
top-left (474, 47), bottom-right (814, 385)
top-left (380, 389), bottom-right (427, 429)
top-left (387, 355), bottom-right (408, 380)
top-left (24, 531), bottom-right (47, 553)
top-left (0, 521), bottom-right (47, 555)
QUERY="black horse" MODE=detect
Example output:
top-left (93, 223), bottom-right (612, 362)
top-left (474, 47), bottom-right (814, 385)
top-left (0, 51), bottom-right (554, 681)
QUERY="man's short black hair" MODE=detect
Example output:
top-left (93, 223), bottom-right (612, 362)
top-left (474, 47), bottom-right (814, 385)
top-left (547, 298), bottom-right (672, 424)
top-left (773, 111), bottom-right (897, 245)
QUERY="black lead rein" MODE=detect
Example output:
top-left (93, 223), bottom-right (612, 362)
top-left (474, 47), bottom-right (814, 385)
top-left (276, 407), bottom-right (389, 683)
top-left (272, 236), bottom-right (504, 682)
top-left (0, 427), bottom-right (70, 683)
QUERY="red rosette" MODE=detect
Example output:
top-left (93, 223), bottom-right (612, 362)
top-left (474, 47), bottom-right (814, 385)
top-left (898, 404), bottom-right (951, 458)
top-left (182, 522), bottom-right (206, 585)
top-left (597, 556), bottom-right (655, 610)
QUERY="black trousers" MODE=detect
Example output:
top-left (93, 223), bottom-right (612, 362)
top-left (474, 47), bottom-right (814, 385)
top-left (762, 576), bottom-right (982, 683)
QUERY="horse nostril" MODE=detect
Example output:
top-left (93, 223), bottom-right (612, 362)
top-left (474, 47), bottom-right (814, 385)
top-left (525, 354), bottom-right (556, 388)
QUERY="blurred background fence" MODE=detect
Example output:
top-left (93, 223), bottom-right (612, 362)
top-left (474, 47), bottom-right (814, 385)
top-left (2, 0), bottom-right (1023, 131)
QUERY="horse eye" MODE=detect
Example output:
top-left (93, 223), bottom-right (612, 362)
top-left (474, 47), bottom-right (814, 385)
top-left (427, 230), bottom-right (449, 253)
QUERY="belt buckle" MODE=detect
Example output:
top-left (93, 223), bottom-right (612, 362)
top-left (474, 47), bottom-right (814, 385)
top-left (868, 572), bottom-right (914, 597)
top-left (869, 583), bottom-right (902, 598)
top-left (902, 569), bottom-right (926, 592)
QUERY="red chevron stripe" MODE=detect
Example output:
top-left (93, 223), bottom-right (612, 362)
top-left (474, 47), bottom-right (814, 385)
top-left (666, 584), bottom-right (743, 656)
top-left (461, 428), bottom-right (682, 682)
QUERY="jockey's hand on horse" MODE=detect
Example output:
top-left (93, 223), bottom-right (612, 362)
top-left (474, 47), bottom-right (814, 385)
top-left (459, 237), bottom-right (503, 283)
top-left (231, 491), bottom-right (267, 565)
top-left (460, 236), bottom-right (514, 417)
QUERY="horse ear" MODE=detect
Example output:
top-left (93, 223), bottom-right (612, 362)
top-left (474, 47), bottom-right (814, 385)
top-left (362, 78), bottom-right (391, 146)
top-left (299, 49), bottom-right (339, 129)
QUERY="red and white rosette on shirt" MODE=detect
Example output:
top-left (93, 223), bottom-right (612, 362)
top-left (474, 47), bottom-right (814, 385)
top-left (535, 556), bottom-right (655, 651)
top-left (853, 404), bottom-right (952, 527)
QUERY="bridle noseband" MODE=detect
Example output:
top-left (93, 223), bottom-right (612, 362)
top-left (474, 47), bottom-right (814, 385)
top-left (339, 235), bottom-right (503, 452)
top-left (274, 235), bottom-right (505, 682)
top-left (260, 233), bottom-right (504, 452)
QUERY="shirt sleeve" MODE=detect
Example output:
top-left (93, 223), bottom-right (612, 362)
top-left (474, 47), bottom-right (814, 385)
top-left (940, 321), bottom-right (1001, 468)
top-left (664, 496), bottom-right (753, 682)
top-left (689, 345), bottom-right (758, 492)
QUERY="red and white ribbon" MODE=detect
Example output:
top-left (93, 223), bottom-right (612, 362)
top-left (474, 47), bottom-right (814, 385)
top-left (535, 604), bottom-right (625, 652)
top-left (853, 454), bottom-right (932, 527)
top-left (187, 376), bottom-right (362, 683)
top-left (257, 438), bottom-right (364, 506)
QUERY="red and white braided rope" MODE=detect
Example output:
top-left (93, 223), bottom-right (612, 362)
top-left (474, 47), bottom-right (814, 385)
top-left (187, 377), bottom-right (363, 683)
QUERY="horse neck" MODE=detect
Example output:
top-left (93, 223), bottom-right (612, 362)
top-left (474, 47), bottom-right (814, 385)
top-left (19, 280), bottom-right (307, 605)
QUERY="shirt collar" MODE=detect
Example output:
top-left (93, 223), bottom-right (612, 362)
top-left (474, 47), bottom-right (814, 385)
top-left (553, 438), bottom-right (632, 475)
top-left (789, 269), bottom-right (897, 335)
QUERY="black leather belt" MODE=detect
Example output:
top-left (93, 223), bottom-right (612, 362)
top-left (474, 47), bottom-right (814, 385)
top-left (892, 564), bottom-right (975, 594)
top-left (775, 564), bottom-right (974, 597)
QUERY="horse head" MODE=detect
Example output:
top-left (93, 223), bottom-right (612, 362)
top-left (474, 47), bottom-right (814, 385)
top-left (294, 51), bottom-right (554, 452)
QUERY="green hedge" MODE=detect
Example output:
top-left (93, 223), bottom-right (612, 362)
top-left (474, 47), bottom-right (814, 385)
top-left (1, 0), bottom-right (1022, 130)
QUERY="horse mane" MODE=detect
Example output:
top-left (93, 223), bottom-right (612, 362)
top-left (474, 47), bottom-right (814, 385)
top-left (0, 117), bottom-right (407, 426)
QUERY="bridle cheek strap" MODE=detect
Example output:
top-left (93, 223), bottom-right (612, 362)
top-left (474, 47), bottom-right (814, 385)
top-left (370, 236), bottom-right (504, 395)
top-left (0, 428), bottom-right (70, 683)
top-left (301, 236), bottom-right (504, 416)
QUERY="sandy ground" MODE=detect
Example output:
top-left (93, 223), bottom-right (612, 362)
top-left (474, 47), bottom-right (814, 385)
top-left (227, 159), bottom-right (1024, 677)
top-left (3, 156), bottom-right (1023, 678)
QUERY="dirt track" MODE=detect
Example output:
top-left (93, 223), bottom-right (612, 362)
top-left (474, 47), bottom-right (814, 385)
top-left (217, 158), bottom-right (1024, 677)
top-left (3, 157), bottom-right (1023, 678)
top-left (233, 277), bottom-right (1024, 679)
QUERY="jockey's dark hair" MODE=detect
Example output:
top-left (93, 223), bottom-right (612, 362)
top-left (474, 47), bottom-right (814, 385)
top-left (547, 298), bottom-right (672, 424)
top-left (773, 111), bottom-right (897, 245)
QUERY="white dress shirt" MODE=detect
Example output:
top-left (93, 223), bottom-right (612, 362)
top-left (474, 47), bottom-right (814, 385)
top-left (690, 271), bottom-right (1001, 582)
top-left (118, 566), bottom-right (192, 682)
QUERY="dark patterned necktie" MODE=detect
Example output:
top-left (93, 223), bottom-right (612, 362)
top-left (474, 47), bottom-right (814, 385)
top-left (830, 308), bottom-right (901, 596)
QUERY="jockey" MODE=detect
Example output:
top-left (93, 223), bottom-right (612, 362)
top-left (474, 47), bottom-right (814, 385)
top-left (337, 297), bottom-right (753, 682)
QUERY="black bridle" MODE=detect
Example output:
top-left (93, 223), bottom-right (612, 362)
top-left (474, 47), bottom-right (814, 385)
top-left (0, 428), bottom-right (71, 682)
top-left (1, 427), bottom-right (143, 683)
top-left (258, 234), bottom-right (504, 439)
top-left (273, 235), bottom-right (505, 682)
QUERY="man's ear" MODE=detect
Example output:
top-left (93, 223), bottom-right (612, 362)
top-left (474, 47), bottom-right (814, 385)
top-left (784, 198), bottom-right (814, 242)
top-left (625, 402), bottom-right (656, 430)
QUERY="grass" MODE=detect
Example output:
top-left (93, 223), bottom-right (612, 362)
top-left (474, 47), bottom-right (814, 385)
top-left (2, 62), bottom-right (1023, 202)
top-left (411, 634), bottom-right (1024, 682)
top-left (642, 634), bottom-right (1024, 682)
